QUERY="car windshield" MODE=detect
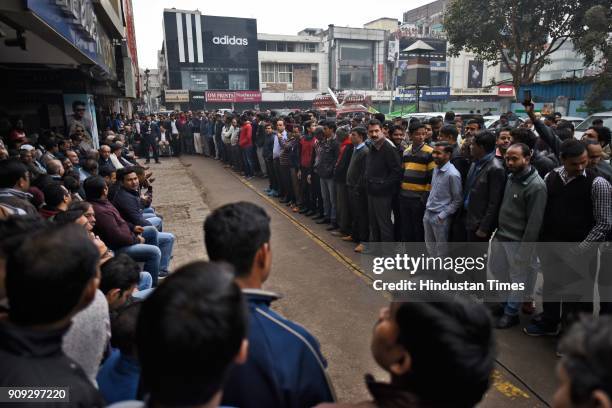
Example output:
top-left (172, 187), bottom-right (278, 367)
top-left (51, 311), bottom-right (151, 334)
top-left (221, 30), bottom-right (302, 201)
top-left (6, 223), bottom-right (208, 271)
top-left (575, 115), bottom-right (612, 131)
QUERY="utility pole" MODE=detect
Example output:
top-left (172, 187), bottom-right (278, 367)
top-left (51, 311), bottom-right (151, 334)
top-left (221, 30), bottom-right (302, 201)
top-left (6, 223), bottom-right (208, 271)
top-left (144, 68), bottom-right (151, 114)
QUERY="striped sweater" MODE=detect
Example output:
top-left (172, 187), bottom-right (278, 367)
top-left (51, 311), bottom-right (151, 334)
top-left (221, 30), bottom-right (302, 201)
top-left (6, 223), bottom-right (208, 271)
top-left (400, 143), bottom-right (436, 198)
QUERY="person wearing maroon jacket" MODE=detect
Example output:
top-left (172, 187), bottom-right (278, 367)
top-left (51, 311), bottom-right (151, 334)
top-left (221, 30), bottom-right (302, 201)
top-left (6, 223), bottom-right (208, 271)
top-left (239, 116), bottom-right (255, 179)
top-left (84, 176), bottom-right (162, 285)
top-left (298, 120), bottom-right (317, 215)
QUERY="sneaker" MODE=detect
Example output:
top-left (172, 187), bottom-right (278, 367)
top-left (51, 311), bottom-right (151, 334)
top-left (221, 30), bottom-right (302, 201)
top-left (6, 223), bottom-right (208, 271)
top-left (158, 270), bottom-right (169, 279)
top-left (523, 319), bottom-right (560, 337)
top-left (264, 188), bottom-right (271, 194)
top-left (270, 190), bottom-right (279, 197)
top-left (496, 314), bottom-right (520, 329)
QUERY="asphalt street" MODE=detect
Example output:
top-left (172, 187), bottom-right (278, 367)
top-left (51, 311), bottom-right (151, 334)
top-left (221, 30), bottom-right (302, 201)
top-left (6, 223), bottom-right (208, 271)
top-left (151, 155), bottom-right (559, 407)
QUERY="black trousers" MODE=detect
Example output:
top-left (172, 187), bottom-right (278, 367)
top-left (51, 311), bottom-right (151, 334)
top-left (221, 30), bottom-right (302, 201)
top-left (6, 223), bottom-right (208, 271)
top-left (142, 136), bottom-right (159, 162)
top-left (170, 133), bottom-right (181, 156)
top-left (265, 158), bottom-right (278, 190)
top-left (311, 173), bottom-right (324, 215)
top-left (399, 196), bottom-right (425, 242)
top-left (299, 167), bottom-right (313, 210)
top-left (349, 186), bottom-right (369, 243)
top-left (336, 181), bottom-right (351, 235)
top-left (280, 164), bottom-right (294, 202)
top-left (273, 159), bottom-right (285, 198)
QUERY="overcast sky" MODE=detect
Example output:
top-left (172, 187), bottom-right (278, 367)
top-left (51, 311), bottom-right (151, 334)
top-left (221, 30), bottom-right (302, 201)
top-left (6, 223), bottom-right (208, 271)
top-left (133, 0), bottom-right (433, 68)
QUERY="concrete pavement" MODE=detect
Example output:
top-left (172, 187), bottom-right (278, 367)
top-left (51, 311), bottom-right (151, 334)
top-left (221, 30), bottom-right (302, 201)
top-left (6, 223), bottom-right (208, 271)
top-left (149, 155), bottom-right (556, 407)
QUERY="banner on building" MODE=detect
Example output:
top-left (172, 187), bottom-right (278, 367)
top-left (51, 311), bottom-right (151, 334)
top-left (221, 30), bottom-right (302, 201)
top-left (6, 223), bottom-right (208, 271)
top-left (497, 85), bottom-right (515, 97)
top-left (165, 89), bottom-right (189, 103)
top-left (467, 60), bottom-right (484, 89)
top-left (63, 94), bottom-right (99, 149)
top-left (395, 87), bottom-right (450, 102)
top-left (205, 91), bottom-right (262, 103)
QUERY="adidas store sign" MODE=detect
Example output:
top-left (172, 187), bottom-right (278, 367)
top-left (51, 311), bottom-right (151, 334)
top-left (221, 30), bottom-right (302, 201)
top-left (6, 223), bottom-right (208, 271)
top-left (212, 35), bottom-right (249, 46)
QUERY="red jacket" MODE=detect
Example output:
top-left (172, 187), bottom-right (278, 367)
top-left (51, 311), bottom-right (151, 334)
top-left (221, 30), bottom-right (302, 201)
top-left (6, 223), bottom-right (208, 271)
top-left (89, 198), bottom-right (138, 250)
top-left (299, 136), bottom-right (315, 168)
top-left (239, 122), bottom-right (253, 148)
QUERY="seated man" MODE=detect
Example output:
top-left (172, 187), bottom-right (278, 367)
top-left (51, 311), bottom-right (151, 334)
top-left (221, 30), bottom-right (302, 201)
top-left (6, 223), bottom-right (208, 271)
top-left (113, 167), bottom-right (174, 276)
top-left (0, 224), bottom-right (105, 406)
top-left (100, 253), bottom-right (142, 310)
top-left (97, 302), bottom-right (142, 404)
top-left (553, 316), bottom-right (612, 408)
top-left (84, 176), bottom-right (163, 285)
top-left (108, 261), bottom-right (248, 408)
top-left (40, 182), bottom-right (72, 219)
top-left (318, 294), bottom-right (495, 408)
top-left (0, 159), bottom-right (38, 215)
top-left (113, 167), bottom-right (163, 230)
top-left (204, 202), bottom-right (336, 408)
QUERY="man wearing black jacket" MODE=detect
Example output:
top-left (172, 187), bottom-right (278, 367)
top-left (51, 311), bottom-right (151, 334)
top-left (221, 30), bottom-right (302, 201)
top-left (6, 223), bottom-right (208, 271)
top-left (332, 127), bottom-right (354, 238)
top-left (365, 119), bottom-right (403, 243)
top-left (315, 121), bottom-right (340, 229)
top-left (0, 225), bottom-right (105, 407)
top-left (346, 127), bottom-right (370, 253)
top-left (439, 125), bottom-right (470, 184)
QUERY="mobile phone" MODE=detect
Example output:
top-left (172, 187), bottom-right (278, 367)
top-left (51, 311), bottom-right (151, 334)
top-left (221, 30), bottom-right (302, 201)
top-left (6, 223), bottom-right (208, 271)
top-left (523, 90), bottom-right (532, 106)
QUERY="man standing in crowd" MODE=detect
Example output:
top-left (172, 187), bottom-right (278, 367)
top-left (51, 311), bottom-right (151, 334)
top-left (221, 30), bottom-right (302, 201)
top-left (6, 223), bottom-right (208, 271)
top-left (489, 143), bottom-right (547, 329)
top-left (438, 124), bottom-right (471, 183)
top-left (272, 119), bottom-right (287, 197)
top-left (204, 202), bottom-right (335, 408)
top-left (424, 141), bottom-right (462, 258)
top-left (298, 120), bottom-right (317, 215)
top-left (316, 121), bottom-right (339, 230)
top-left (365, 119), bottom-right (402, 244)
top-left (462, 131), bottom-right (506, 242)
top-left (526, 140), bottom-right (612, 336)
top-left (333, 127), bottom-right (354, 238)
top-left (141, 115), bottom-right (160, 165)
top-left (346, 126), bottom-right (369, 253)
top-left (399, 122), bottom-right (435, 242)
top-left (496, 127), bottom-right (513, 159)
top-left (239, 116), bottom-right (255, 180)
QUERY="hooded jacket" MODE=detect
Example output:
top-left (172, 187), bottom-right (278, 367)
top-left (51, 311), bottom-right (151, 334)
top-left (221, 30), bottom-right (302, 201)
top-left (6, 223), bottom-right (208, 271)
top-left (0, 321), bottom-right (105, 407)
top-left (222, 289), bottom-right (335, 408)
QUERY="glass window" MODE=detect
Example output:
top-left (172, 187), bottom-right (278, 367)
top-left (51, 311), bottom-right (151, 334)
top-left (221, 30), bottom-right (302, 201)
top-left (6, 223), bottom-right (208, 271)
top-left (277, 64), bottom-right (293, 83)
top-left (287, 42), bottom-right (295, 52)
top-left (266, 42), bottom-right (277, 52)
top-left (308, 43), bottom-right (316, 52)
top-left (229, 73), bottom-right (248, 90)
top-left (339, 68), bottom-right (372, 89)
top-left (258, 42), bottom-right (267, 51)
top-left (277, 42), bottom-right (287, 52)
top-left (261, 63), bottom-right (276, 83)
top-left (340, 44), bottom-right (372, 61)
top-left (311, 65), bottom-right (318, 89)
top-left (208, 73), bottom-right (229, 90)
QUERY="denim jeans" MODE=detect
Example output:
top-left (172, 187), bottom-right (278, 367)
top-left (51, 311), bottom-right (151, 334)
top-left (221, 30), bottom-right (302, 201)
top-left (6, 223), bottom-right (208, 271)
top-left (116, 243), bottom-right (161, 286)
top-left (241, 145), bottom-right (255, 177)
top-left (488, 238), bottom-right (537, 316)
top-left (320, 177), bottom-right (336, 221)
top-left (139, 271), bottom-right (153, 291)
top-left (423, 211), bottom-right (451, 257)
top-left (142, 226), bottom-right (175, 273)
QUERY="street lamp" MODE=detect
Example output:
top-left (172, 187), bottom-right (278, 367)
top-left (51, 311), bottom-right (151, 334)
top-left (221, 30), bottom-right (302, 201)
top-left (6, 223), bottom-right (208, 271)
top-left (144, 68), bottom-right (151, 114)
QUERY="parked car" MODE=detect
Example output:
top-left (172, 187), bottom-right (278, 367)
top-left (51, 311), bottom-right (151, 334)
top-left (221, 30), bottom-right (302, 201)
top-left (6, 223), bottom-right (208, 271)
top-left (484, 115), bottom-right (525, 130)
top-left (574, 111), bottom-right (612, 139)
top-left (559, 116), bottom-right (585, 128)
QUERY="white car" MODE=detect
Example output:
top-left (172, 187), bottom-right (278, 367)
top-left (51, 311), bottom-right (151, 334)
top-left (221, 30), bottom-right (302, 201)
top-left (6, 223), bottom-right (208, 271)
top-left (559, 116), bottom-right (585, 128)
top-left (574, 111), bottom-right (612, 139)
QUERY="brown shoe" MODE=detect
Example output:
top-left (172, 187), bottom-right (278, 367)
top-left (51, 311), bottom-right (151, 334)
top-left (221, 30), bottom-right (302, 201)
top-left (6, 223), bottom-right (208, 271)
top-left (354, 243), bottom-right (365, 253)
top-left (341, 235), bottom-right (353, 242)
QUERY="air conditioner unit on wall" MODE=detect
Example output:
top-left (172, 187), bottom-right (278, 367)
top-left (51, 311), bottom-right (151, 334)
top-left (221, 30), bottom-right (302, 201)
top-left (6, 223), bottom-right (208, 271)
top-left (287, 83), bottom-right (293, 91)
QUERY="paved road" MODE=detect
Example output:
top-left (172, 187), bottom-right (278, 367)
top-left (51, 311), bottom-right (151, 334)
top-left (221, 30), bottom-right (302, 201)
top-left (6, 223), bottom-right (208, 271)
top-left (150, 156), bottom-right (558, 407)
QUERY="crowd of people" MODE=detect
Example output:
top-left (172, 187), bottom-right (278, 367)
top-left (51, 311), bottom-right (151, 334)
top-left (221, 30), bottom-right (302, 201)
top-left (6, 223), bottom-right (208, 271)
top-left (0, 104), bottom-right (611, 408)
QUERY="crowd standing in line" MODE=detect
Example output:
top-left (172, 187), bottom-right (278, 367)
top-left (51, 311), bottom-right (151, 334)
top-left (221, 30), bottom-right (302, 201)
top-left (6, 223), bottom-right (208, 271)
top-left (0, 106), bottom-right (611, 408)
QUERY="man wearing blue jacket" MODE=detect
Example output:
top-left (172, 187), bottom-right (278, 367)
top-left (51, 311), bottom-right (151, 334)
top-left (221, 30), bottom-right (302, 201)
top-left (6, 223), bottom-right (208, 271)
top-left (204, 201), bottom-right (336, 408)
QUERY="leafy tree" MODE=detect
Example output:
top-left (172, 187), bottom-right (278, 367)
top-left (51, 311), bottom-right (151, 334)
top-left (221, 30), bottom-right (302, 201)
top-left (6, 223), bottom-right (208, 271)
top-left (572, 5), bottom-right (612, 112)
top-left (443, 0), bottom-right (603, 98)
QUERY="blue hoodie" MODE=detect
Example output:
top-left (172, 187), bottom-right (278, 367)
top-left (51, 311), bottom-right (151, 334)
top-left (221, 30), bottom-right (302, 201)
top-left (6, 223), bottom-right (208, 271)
top-left (222, 289), bottom-right (336, 408)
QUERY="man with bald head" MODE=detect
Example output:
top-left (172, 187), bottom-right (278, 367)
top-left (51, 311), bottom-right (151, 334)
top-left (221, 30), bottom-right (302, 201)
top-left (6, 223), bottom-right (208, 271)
top-left (46, 159), bottom-right (64, 180)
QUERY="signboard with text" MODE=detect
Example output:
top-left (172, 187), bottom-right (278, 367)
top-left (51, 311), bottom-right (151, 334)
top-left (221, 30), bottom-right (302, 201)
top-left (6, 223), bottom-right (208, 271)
top-left (205, 90), bottom-right (262, 103)
top-left (165, 89), bottom-right (189, 103)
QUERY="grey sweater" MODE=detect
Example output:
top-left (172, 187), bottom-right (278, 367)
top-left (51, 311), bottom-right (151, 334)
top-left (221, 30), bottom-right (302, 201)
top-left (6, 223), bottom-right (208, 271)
top-left (496, 166), bottom-right (547, 258)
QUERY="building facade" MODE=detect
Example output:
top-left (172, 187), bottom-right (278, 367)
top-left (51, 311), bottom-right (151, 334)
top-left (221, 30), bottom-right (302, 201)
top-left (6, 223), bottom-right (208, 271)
top-left (0, 0), bottom-right (140, 146)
